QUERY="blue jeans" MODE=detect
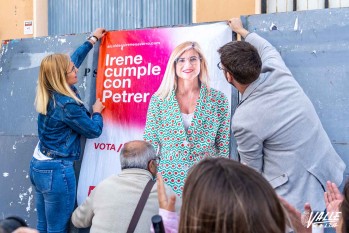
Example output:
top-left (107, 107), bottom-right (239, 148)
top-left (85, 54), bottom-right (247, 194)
top-left (29, 157), bottom-right (76, 233)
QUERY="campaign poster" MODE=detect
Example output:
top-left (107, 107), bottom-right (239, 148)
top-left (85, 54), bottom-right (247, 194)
top-left (77, 22), bottom-right (232, 204)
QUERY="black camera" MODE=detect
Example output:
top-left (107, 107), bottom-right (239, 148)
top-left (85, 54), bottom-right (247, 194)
top-left (0, 216), bottom-right (28, 233)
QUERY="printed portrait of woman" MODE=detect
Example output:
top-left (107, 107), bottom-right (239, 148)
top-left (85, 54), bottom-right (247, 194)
top-left (144, 41), bottom-right (231, 196)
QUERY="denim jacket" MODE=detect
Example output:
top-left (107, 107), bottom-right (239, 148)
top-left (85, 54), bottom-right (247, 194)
top-left (38, 41), bottom-right (103, 160)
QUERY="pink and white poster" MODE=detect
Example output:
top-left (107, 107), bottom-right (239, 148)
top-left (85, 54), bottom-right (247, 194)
top-left (77, 22), bottom-right (232, 204)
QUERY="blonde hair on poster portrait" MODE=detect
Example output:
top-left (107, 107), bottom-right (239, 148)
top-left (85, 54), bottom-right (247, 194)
top-left (155, 41), bottom-right (210, 100)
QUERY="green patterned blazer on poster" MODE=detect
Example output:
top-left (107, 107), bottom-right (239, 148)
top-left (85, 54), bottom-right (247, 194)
top-left (144, 85), bottom-right (230, 196)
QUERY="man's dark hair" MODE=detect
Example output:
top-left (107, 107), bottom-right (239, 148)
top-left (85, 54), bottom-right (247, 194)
top-left (218, 41), bottom-right (262, 85)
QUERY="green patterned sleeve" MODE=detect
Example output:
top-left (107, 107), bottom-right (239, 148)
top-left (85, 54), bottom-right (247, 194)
top-left (143, 95), bottom-right (160, 147)
top-left (216, 93), bottom-right (231, 157)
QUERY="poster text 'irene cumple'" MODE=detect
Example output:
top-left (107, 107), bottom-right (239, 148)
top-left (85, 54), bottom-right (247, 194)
top-left (102, 54), bottom-right (161, 103)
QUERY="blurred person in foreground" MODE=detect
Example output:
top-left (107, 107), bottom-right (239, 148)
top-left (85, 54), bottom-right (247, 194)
top-left (0, 216), bottom-right (38, 233)
top-left (154, 157), bottom-right (290, 233)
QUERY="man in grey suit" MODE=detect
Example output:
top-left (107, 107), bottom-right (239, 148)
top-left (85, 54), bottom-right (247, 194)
top-left (217, 18), bottom-right (345, 211)
top-left (71, 140), bottom-right (180, 233)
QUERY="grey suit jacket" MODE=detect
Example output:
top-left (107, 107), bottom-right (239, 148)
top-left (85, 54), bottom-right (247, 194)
top-left (232, 33), bottom-right (346, 211)
top-left (71, 169), bottom-right (181, 233)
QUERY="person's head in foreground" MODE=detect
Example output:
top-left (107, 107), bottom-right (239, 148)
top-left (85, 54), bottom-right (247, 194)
top-left (179, 158), bottom-right (288, 233)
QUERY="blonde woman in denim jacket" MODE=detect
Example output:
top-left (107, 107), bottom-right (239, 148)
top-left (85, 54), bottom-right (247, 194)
top-left (29, 28), bottom-right (106, 233)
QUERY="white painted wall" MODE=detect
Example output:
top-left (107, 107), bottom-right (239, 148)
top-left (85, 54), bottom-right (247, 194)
top-left (266, 0), bottom-right (349, 13)
top-left (329, 0), bottom-right (349, 7)
top-left (267, 0), bottom-right (294, 13)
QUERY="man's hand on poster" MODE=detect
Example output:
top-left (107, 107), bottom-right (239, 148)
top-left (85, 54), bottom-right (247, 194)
top-left (227, 18), bottom-right (249, 39)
